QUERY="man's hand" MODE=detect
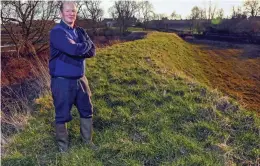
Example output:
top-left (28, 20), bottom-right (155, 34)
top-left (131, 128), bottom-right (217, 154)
top-left (68, 38), bottom-right (76, 44)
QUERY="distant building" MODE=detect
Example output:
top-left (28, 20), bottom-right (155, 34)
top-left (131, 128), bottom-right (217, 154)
top-left (101, 17), bottom-right (137, 28)
top-left (101, 18), bottom-right (117, 27)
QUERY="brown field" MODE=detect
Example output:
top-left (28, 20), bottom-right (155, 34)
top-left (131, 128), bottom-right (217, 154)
top-left (191, 40), bottom-right (260, 112)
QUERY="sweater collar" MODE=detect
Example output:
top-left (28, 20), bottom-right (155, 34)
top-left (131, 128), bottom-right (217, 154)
top-left (60, 19), bottom-right (77, 29)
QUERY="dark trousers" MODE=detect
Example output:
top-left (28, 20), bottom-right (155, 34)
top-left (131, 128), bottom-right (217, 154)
top-left (51, 76), bottom-right (93, 124)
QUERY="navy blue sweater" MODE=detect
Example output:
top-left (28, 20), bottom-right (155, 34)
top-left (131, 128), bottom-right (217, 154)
top-left (49, 20), bottom-right (95, 78)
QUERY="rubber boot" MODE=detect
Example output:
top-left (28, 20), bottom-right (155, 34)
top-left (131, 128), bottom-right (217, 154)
top-left (80, 118), bottom-right (98, 150)
top-left (55, 123), bottom-right (69, 152)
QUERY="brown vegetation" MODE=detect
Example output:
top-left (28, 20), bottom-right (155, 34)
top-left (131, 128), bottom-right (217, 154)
top-left (192, 40), bottom-right (260, 112)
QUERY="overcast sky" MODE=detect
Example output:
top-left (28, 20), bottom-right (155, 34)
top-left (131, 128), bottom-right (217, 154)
top-left (100, 0), bottom-right (245, 19)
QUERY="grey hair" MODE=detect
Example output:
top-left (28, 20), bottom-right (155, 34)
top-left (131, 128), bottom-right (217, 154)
top-left (59, 1), bottom-right (77, 12)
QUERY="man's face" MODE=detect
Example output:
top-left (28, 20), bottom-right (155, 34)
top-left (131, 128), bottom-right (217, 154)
top-left (60, 2), bottom-right (77, 24)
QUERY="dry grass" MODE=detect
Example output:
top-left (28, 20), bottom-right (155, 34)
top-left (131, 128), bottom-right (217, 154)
top-left (192, 42), bottom-right (260, 112)
top-left (1, 52), bottom-right (51, 149)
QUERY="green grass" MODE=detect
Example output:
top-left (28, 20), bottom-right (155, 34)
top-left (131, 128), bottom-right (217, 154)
top-left (2, 32), bottom-right (260, 165)
top-left (127, 27), bottom-right (144, 32)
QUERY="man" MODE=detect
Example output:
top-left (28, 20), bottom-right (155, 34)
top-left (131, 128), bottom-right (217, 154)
top-left (49, 1), bottom-right (96, 152)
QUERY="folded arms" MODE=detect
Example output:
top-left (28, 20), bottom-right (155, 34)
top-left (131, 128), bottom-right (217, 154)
top-left (50, 28), bottom-right (95, 58)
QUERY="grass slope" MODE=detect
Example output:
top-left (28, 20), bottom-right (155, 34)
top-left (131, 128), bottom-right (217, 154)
top-left (2, 32), bottom-right (260, 166)
top-left (192, 43), bottom-right (260, 112)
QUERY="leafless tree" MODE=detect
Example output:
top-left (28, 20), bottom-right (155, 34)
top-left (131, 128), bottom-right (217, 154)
top-left (78, 1), bottom-right (104, 36)
top-left (232, 6), bottom-right (247, 19)
top-left (152, 13), bottom-right (159, 20)
top-left (190, 6), bottom-right (201, 20)
top-left (216, 8), bottom-right (224, 19)
top-left (243, 0), bottom-right (260, 17)
top-left (190, 6), bottom-right (206, 33)
top-left (206, 0), bottom-right (217, 20)
top-left (170, 11), bottom-right (181, 20)
top-left (138, 1), bottom-right (154, 29)
top-left (109, 1), bottom-right (138, 34)
top-left (1, 1), bottom-right (60, 56)
top-left (198, 0), bottom-right (218, 20)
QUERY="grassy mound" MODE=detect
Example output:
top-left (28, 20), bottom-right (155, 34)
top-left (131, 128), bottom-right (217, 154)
top-left (2, 32), bottom-right (259, 165)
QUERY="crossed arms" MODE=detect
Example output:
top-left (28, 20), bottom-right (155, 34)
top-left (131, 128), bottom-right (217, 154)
top-left (50, 28), bottom-right (95, 58)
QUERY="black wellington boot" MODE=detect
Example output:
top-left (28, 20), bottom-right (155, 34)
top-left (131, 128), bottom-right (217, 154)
top-left (55, 123), bottom-right (69, 152)
top-left (80, 118), bottom-right (98, 150)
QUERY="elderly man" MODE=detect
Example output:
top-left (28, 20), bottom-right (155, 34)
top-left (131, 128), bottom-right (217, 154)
top-left (49, 2), bottom-right (96, 152)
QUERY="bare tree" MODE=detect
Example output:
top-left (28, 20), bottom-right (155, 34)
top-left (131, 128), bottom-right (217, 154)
top-left (160, 13), bottom-right (169, 20)
top-left (170, 11), bottom-right (181, 20)
top-left (232, 6), bottom-right (247, 19)
top-left (1, 1), bottom-right (60, 56)
top-left (243, 0), bottom-right (260, 17)
top-left (190, 6), bottom-right (206, 33)
top-left (197, 0), bottom-right (218, 20)
top-left (138, 1), bottom-right (154, 29)
top-left (191, 6), bottom-right (201, 20)
top-left (78, 1), bottom-right (104, 36)
top-left (216, 8), bottom-right (224, 19)
top-left (206, 0), bottom-right (217, 20)
top-left (109, 1), bottom-right (138, 34)
top-left (152, 13), bottom-right (160, 20)
top-left (170, 11), bottom-right (177, 19)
